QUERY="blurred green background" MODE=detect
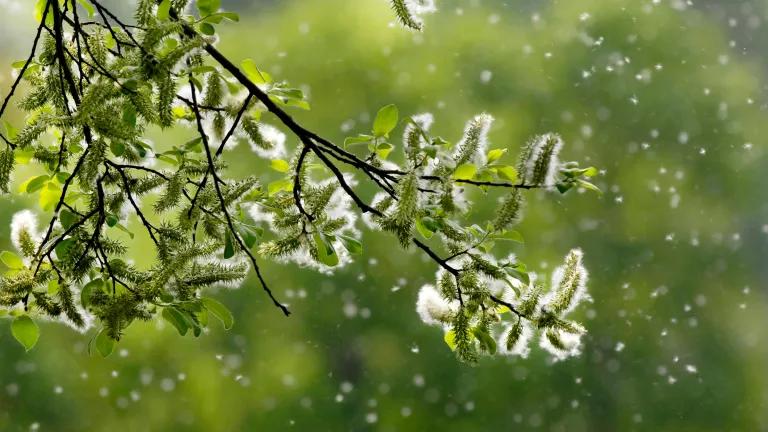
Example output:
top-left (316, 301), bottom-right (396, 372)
top-left (1, 0), bottom-right (768, 430)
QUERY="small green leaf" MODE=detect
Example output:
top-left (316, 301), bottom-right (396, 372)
top-left (81, 278), bottom-right (104, 308)
top-left (223, 230), bottom-right (235, 259)
top-left (110, 141), bottom-right (126, 157)
top-left (344, 135), bottom-right (373, 148)
top-left (2, 120), bottom-right (18, 139)
top-left (415, 218), bottom-right (435, 239)
top-left (157, 0), bottom-right (171, 20)
top-left (472, 327), bottom-right (497, 355)
top-left (493, 230), bottom-right (524, 243)
top-left (444, 330), bottom-right (457, 351)
top-left (375, 142), bottom-right (394, 159)
top-left (267, 178), bottom-right (292, 196)
top-left (11, 315), bottom-right (39, 352)
top-left (496, 166), bottom-right (518, 183)
top-left (270, 159), bottom-right (290, 173)
top-left (39, 182), bottom-right (62, 212)
top-left (47, 279), bottom-right (60, 295)
top-left (373, 104), bottom-right (399, 137)
top-left (202, 297), bottom-right (234, 330)
top-left (313, 232), bottom-right (339, 267)
top-left (199, 22), bottom-right (216, 36)
top-left (94, 329), bottom-right (115, 357)
top-left (23, 175), bottom-right (50, 193)
top-left (241, 59), bottom-right (272, 85)
top-left (453, 163), bottom-right (477, 180)
top-left (338, 234), bottom-right (362, 255)
top-left (162, 307), bottom-right (190, 336)
top-left (54, 238), bottom-right (75, 260)
top-left (0, 251), bottom-right (24, 269)
top-left (577, 179), bottom-right (602, 194)
top-left (196, 0), bottom-right (221, 16)
top-left (77, 0), bottom-right (95, 17)
top-left (236, 225), bottom-right (259, 249)
top-left (105, 214), bottom-right (119, 227)
top-left (487, 148), bottom-right (507, 163)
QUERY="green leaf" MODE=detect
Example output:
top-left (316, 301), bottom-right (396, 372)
top-left (577, 178), bottom-right (602, 194)
top-left (267, 178), bottom-right (292, 196)
top-left (313, 232), bottom-right (339, 267)
top-left (270, 159), bottom-right (290, 173)
top-left (202, 297), bottom-right (234, 330)
top-left (487, 148), bottom-right (507, 163)
top-left (54, 238), bottom-right (75, 261)
top-left (338, 234), bottom-right (362, 255)
top-left (162, 307), bottom-right (190, 336)
top-left (105, 214), bottom-right (119, 227)
top-left (94, 329), bottom-right (115, 357)
top-left (372, 104), bottom-right (398, 137)
top-left (236, 225), bottom-right (259, 249)
top-left (444, 330), bottom-right (457, 351)
top-left (453, 163), bottom-right (477, 180)
top-left (241, 59), bottom-right (272, 85)
top-left (157, 0), bottom-right (171, 21)
top-left (583, 166), bottom-right (598, 177)
top-left (196, 0), bottom-right (221, 16)
top-left (223, 230), bottom-right (235, 259)
top-left (202, 12), bottom-right (239, 23)
top-left (34, 0), bottom-right (53, 25)
top-left (496, 166), bottom-right (518, 182)
top-left (199, 22), bottom-right (216, 36)
top-left (23, 175), bottom-right (50, 193)
top-left (493, 230), bottom-right (524, 243)
top-left (415, 218), bottom-right (435, 239)
top-left (472, 327), bottom-right (497, 355)
top-left (54, 172), bottom-right (70, 184)
top-left (77, 0), bottom-right (95, 17)
top-left (47, 279), bottom-right (60, 295)
top-left (39, 182), bottom-right (62, 212)
top-left (2, 120), bottom-right (18, 140)
top-left (375, 142), bottom-right (394, 159)
top-left (110, 141), bottom-right (126, 157)
top-left (115, 223), bottom-right (135, 239)
top-left (0, 251), bottom-right (24, 269)
top-left (344, 135), bottom-right (373, 148)
top-left (11, 315), bottom-right (39, 352)
top-left (81, 278), bottom-right (104, 308)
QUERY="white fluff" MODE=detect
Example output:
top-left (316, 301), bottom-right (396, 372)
top-left (497, 320), bottom-right (534, 358)
top-left (539, 329), bottom-right (582, 361)
top-left (10, 209), bottom-right (39, 255)
top-left (415, 284), bottom-right (455, 326)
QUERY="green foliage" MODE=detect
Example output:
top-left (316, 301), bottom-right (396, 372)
top-left (0, 0), bottom-right (595, 363)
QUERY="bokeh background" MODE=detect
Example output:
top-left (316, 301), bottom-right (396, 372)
top-left (1, 0), bottom-right (768, 430)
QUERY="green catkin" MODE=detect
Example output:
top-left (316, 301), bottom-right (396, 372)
top-left (241, 117), bottom-right (271, 149)
top-left (390, 0), bottom-right (423, 31)
top-left (380, 171), bottom-right (418, 247)
top-left (0, 148), bottom-right (14, 193)
top-left (492, 189), bottom-right (523, 231)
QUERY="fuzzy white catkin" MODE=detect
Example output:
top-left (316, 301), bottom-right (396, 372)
top-left (415, 284), bottom-right (455, 326)
top-left (498, 320), bottom-right (533, 358)
top-left (453, 113), bottom-right (494, 166)
top-left (547, 248), bottom-right (588, 314)
top-left (539, 329), bottom-right (582, 361)
top-left (10, 209), bottom-right (39, 254)
top-left (524, 133), bottom-right (563, 187)
top-left (402, 112), bottom-right (434, 149)
top-left (245, 124), bottom-right (287, 159)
